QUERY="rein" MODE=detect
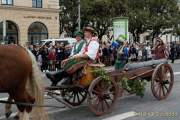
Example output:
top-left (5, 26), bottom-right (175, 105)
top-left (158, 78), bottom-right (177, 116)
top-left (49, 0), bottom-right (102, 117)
top-left (0, 100), bottom-right (65, 109)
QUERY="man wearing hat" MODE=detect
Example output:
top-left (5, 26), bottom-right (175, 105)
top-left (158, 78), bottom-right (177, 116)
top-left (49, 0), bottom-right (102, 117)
top-left (72, 26), bottom-right (99, 60)
top-left (70, 31), bottom-right (86, 56)
top-left (46, 27), bottom-right (99, 86)
top-left (61, 27), bottom-right (99, 69)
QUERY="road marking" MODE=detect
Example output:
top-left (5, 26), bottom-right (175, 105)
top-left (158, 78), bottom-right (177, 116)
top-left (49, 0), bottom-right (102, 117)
top-left (0, 108), bottom-right (69, 119)
top-left (174, 72), bottom-right (180, 75)
top-left (48, 108), bottom-right (69, 114)
top-left (0, 94), bottom-right (48, 101)
top-left (102, 111), bottom-right (137, 120)
top-left (0, 97), bottom-right (8, 101)
top-left (0, 112), bottom-right (17, 120)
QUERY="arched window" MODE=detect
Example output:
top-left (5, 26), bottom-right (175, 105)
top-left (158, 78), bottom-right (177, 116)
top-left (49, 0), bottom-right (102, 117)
top-left (28, 22), bottom-right (48, 44)
top-left (0, 20), bottom-right (18, 44)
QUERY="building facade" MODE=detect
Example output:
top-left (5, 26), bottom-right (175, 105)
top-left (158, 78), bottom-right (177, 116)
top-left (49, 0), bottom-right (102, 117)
top-left (0, 0), bottom-right (59, 45)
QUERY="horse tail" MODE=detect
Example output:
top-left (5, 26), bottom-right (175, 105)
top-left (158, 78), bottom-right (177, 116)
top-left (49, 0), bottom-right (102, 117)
top-left (26, 49), bottom-right (48, 120)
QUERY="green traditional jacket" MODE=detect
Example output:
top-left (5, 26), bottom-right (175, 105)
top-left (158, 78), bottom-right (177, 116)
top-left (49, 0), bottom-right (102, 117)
top-left (72, 40), bottom-right (86, 55)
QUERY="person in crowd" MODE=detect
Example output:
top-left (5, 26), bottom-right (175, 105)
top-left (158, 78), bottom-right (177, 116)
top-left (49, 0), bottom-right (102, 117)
top-left (64, 45), bottom-right (72, 58)
top-left (102, 42), bottom-right (110, 65)
top-left (154, 38), bottom-right (168, 59)
top-left (142, 43), bottom-right (148, 61)
top-left (138, 44), bottom-right (143, 61)
top-left (123, 42), bottom-right (129, 63)
top-left (115, 40), bottom-right (127, 70)
top-left (170, 42), bottom-right (177, 63)
top-left (56, 42), bottom-right (66, 69)
top-left (48, 46), bottom-right (56, 71)
top-left (146, 42), bottom-right (152, 60)
top-left (37, 53), bottom-right (42, 68)
top-left (39, 45), bottom-right (49, 72)
top-left (31, 45), bottom-right (39, 60)
top-left (176, 44), bottom-right (180, 59)
top-left (129, 44), bottom-right (137, 61)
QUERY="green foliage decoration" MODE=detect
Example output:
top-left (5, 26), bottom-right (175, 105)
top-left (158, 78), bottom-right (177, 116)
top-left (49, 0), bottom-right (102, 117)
top-left (120, 77), bottom-right (147, 97)
top-left (93, 68), bottom-right (111, 84)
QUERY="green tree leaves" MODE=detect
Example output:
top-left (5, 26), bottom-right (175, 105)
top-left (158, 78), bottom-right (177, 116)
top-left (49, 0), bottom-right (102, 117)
top-left (59, 0), bottom-right (180, 42)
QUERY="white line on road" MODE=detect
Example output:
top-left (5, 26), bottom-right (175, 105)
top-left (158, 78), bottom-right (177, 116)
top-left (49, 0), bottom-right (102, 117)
top-left (0, 97), bottom-right (7, 101)
top-left (102, 111), bottom-right (137, 120)
top-left (0, 108), bottom-right (69, 120)
top-left (0, 112), bottom-right (17, 120)
top-left (174, 72), bottom-right (180, 75)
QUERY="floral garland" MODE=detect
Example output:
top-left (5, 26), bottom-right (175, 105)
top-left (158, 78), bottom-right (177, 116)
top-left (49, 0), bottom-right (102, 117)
top-left (93, 68), bottom-right (147, 97)
top-left (120, 77), bottom-right (147, 97)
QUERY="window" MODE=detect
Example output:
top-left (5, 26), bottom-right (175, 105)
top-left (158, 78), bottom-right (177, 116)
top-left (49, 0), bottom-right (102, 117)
top-left (28, 22), bottom-right (48, 44)
top-left (0, 21), bottom-right (18, 44)
top-left (1, 0), bottom-right (13, 5)
top-left (32, 0), bottom-right (42, 8)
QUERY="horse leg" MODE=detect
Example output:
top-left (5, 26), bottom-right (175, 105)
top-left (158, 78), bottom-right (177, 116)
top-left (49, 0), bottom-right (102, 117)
top-left (14, 111), bottom-right (20, 120)
top-left (19, 111), bottom-right (29, 120)
top-left (5, 96), bottom-right (21, 119)
top-left (12, 90), bottom-right (35, 119)
top-left (5, 96), bottom-right (13, 118)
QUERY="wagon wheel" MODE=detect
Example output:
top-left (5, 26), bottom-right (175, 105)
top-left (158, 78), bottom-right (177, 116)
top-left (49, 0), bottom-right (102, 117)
top-left (87, 77), bottom-right (118, 116)
top-left (61, 86), bottom-right (87, 106)
top-left (151, 63), bottom-right (174, 100)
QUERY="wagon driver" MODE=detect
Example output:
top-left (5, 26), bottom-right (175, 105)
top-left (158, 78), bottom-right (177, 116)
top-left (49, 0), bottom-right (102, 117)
top-left (47, 27), bottom-right (100, 86)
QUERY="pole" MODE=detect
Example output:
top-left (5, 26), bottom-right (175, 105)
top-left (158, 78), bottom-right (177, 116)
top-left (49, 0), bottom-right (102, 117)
top-left (78, 0), bottom-right (81, 31)
top-left (3, 19), bottom-right (6, 44)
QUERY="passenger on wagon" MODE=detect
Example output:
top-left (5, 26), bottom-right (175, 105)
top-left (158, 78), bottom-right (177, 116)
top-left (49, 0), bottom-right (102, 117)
top-left (46, 28), bottom-right (99, 86)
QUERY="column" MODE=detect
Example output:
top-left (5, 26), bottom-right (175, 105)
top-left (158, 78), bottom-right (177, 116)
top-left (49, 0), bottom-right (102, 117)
top-left (3, 19), bottom-right (6, 44)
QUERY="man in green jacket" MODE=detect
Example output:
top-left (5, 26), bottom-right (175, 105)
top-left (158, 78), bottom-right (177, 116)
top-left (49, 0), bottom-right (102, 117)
top-left (46, 31), bottom-right (86, 86)
top-left (70, 31), bottom-right (86, 56)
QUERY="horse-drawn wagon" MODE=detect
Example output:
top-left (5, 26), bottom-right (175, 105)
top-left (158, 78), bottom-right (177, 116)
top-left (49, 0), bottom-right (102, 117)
top-left (45, 58), bottom-right (174, 116)
top-left (0, 45), bottom-right (173, 119)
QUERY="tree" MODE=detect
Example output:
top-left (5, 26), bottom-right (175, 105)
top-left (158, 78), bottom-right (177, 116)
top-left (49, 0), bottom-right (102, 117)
top-left (148, 0), bottom-right (179, 41)
top-left (59, 0), bottom-right (127, 38)
top-left (127, 0), bottom-right (179, 42)
top-left (80, 0), bottom-right (127, 39)
top-left (127, 0), bottom-right (151, 42)
top-left (59, 0), bottom-right (79, 36)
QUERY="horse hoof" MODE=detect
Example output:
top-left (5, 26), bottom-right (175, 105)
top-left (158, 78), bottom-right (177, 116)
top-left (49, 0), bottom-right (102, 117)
top-left (5, 111), bottom-right (12, 118)
top-left (14, 114), bottom-right (19, 120)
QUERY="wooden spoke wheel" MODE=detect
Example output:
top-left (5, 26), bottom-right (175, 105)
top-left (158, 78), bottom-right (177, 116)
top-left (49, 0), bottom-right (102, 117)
top-left (61, 86), bottom-right (87, 106)
top-left (151, 63), bottom-right (174, 100)
top-left (87, 77), bottom-right (118, 116)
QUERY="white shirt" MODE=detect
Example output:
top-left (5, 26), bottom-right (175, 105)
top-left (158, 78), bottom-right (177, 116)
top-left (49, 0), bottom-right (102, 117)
top-left (75, 38), bottom-right (99, 60)
top-left (146, 46), bottom-right (152, 58)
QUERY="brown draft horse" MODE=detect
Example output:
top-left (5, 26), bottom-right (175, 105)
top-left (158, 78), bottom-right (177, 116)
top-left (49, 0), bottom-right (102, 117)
top-left (0, 45), bottom-right (48, 120)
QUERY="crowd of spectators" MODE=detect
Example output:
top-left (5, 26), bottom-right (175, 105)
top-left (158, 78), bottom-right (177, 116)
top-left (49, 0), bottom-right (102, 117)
top-left (27, 38), bottom-right (180, 72)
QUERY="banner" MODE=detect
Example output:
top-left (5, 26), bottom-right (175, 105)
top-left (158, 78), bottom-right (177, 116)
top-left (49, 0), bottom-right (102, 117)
top-left (113, 17), bottom-right (129, 42)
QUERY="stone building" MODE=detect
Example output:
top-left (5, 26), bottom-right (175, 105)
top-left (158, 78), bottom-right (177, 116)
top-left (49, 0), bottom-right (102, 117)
top-left (0, 0), bottom-right (59, 45)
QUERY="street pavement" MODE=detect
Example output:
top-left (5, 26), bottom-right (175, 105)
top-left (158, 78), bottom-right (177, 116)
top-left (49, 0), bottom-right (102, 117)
top-left (0, 60), bottom-right (180, 120)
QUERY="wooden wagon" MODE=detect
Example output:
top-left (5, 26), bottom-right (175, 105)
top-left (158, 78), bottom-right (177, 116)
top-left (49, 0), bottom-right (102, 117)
top-left (45, 59), bottom-right (174, 116)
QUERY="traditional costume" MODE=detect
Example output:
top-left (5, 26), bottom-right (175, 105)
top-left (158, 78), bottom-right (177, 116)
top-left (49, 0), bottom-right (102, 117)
top-left (46, 28), bottom-right (99, 86)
